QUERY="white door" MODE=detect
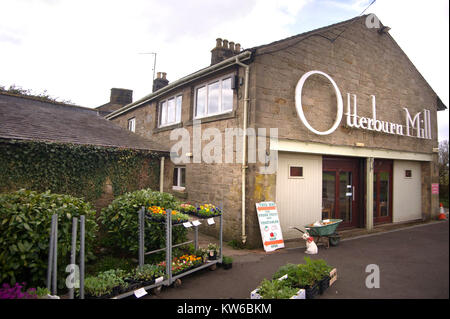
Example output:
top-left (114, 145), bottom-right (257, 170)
top-left (276, 152), bottom-right (322, 240)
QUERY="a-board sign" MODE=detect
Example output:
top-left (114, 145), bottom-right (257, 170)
top-left (255, 202), bottom-right (284, 252)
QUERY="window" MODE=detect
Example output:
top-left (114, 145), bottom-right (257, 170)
top-left (194, 75), bottom-right (233, 118)
top-left (405, 170), bottom-right (412, 178)
top-left (173, 167), bottom-right (186, 190)
top-left (159, 95), bottom-right (182, 127)
top-left (127, 117), bottom-right (136, 132)
top-left (289, 165), bottom-right (303, 178)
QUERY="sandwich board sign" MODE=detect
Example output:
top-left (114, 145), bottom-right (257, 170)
top-left (255, 202), bottom-right (285, 252)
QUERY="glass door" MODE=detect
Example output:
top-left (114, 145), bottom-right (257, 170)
top-left (373, 160), bottom-right (393, 224)
top-left (322, 157), bottom-right (360, 228)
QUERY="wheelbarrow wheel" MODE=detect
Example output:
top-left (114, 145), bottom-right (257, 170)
top-left (328, 234), bottom-right (341, 247)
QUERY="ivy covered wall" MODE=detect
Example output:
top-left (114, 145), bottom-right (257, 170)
top-left (0, 139), bottom-right (163, 209)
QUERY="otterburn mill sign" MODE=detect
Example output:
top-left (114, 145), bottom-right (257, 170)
top-left (295, 70), bottom-right (433, 139)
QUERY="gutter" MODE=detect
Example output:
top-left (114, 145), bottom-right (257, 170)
top-left (105, 50), bottom-right (253, 120)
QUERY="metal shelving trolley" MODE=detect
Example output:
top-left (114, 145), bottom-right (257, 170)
top-left (112, 207), bottom-right (223, 299)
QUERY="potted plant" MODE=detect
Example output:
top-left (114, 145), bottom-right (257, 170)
top-left (303, 257), bottom-right (334, 294)
top-left (196, 204), bottom-right (222, 218)
top-left (256, 279), bottom-right (300, 299)
top-left (297, 265), bottom-right (319, 299)
top-left (207, 243), bottom-right (219, 260)
top-left (179, 203), bottom-right (197, 215)
top-left (221, 256), bottom-right (233, 269)
top-left (194, 248), bottom-right (209, 263)
top-left (132, 264), bottom-right (164, 286)
top-left (84, 276), bottom-right (114, 299)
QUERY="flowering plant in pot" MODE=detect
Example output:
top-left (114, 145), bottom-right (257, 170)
top-left (194, 248), bottom-right (209, 263)
top-left (0, 282), bottom-right (39, 299)
top-left (207, 243), bottom-right (219, 260)
top-left (147, 206), bottom-right (189, 224)
top-left (179, 203), bottom-right (196, 215)
top-left (196, 204), bottom-right (222, 218)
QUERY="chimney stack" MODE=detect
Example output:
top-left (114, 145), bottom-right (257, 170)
top-left (210, 38), bottom-right (242, 65)
top-left (153, 72), bottom-right (169, 92)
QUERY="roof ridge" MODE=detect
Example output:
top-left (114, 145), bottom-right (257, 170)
top-left (0, 91), bottom-right (96, 113)
top-left (253, 14), bottom-right (368, 55)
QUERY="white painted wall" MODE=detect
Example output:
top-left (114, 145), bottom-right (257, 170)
top-left (393, 160), bottom-right (422, 222)
top-left (276, 152), bottom-right (322, 239)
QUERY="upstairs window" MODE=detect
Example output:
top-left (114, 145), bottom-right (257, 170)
top-left (127, 117), bottom-right (136, 132)
top-left (194, 75), bottom-right (233, 118)
top-left (159, 95), bottom-right (182, 127)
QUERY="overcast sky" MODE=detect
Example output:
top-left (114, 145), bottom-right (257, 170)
top-left (1, 0), bottom-right (448, 141)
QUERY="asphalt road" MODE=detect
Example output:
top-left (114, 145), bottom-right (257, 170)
top-left (144, 221), bottom-right (449, 299)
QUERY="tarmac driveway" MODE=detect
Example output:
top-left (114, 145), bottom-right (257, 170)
top-left (145, 221), bottom-right (449, 299)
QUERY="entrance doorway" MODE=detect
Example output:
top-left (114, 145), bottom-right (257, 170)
top-left (322, 157), bottom-right (361, 228)
top-left (373, 159), bottom-right (393, 224)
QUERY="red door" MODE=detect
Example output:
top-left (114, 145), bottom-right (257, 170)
top-left (322, 157), bottom-right (360, 228)
top-left (373, 159), bottom-right (393, 224)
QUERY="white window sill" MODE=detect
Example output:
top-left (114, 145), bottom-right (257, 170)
top-left (194, 110), bottom-right (233, 120)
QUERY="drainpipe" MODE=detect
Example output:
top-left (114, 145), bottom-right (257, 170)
top-left (235, 57), bottom-right (250, 245)
top-left (159, 156), bottom-right (165, 193)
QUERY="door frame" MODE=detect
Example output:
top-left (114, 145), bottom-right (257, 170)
top-left (322, 156), bottom-right (361, 229)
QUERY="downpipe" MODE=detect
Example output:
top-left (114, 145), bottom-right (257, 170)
top-left (235, 57), bottom-right (250, 245)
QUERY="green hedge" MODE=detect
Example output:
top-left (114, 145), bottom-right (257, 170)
top-left (0, 139), bottom-right (160, 202)
top-left (99, 189), bottom-right (187, 256)
top-left (0, 189), bottom-right (98, 288)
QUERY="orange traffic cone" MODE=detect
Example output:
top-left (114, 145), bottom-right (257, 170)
top-left (438, 203), bottom-right (447, 220)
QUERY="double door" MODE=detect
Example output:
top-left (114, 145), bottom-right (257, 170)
top-left (322, 157), bottom-right (360, 228)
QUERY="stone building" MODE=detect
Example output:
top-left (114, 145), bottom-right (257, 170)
top-left (104, 15), bottom-right (446, 247)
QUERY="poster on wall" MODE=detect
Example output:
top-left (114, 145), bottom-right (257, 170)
top-left (432, 183), bottom-right (439, 194)
top-left (255, 202), bottom-right (285, 252)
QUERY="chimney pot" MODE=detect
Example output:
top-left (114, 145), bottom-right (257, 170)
top-left (229, 41), bottom-right (235, 51)
top-left (156, 72), bottom-right (162, 79)
top-left (162, 72), bottom-right (167, 80)
top-left (235, 43), bottom-right (241, 53)
top-left (216, 38), bottom-right (223, 48)
top-left (223, 39), bottom-right (229, 49)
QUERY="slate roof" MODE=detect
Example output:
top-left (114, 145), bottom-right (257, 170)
top-left (0, 92), bottom-right (169, 152)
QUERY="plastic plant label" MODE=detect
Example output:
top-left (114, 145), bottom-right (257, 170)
top-left (278, 274), bottom-right (288, 281)
top-left (207, 218), bottom-right (215, 225)
top-left (192, 220), bottom-right (201, 226)
top-left (183, 222), bottom-right (193, 228)
top-left (134, 288), bottom-right (147, 298)
top-left (155, 276), bottom-right (164, 284)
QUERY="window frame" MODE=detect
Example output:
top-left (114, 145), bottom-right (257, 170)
top-left (193, 74), bottom-right (234, 119)
top-left (172, 166), bottom-right (186, 191)
top-left (404, 169), bottom-right (412, 178)
top-left (159, 94), bottom-right (182, 127)
top-left (127, 117), bottom-right (136, 132)
top-left (288, 165), bottom-right (304, 179)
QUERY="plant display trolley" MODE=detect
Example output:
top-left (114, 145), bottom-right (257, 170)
top-left (111, 207), bottom-right (223, 299)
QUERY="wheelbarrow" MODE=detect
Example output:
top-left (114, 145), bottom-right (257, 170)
top-left (291, 219), bottom-right (343, 249)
